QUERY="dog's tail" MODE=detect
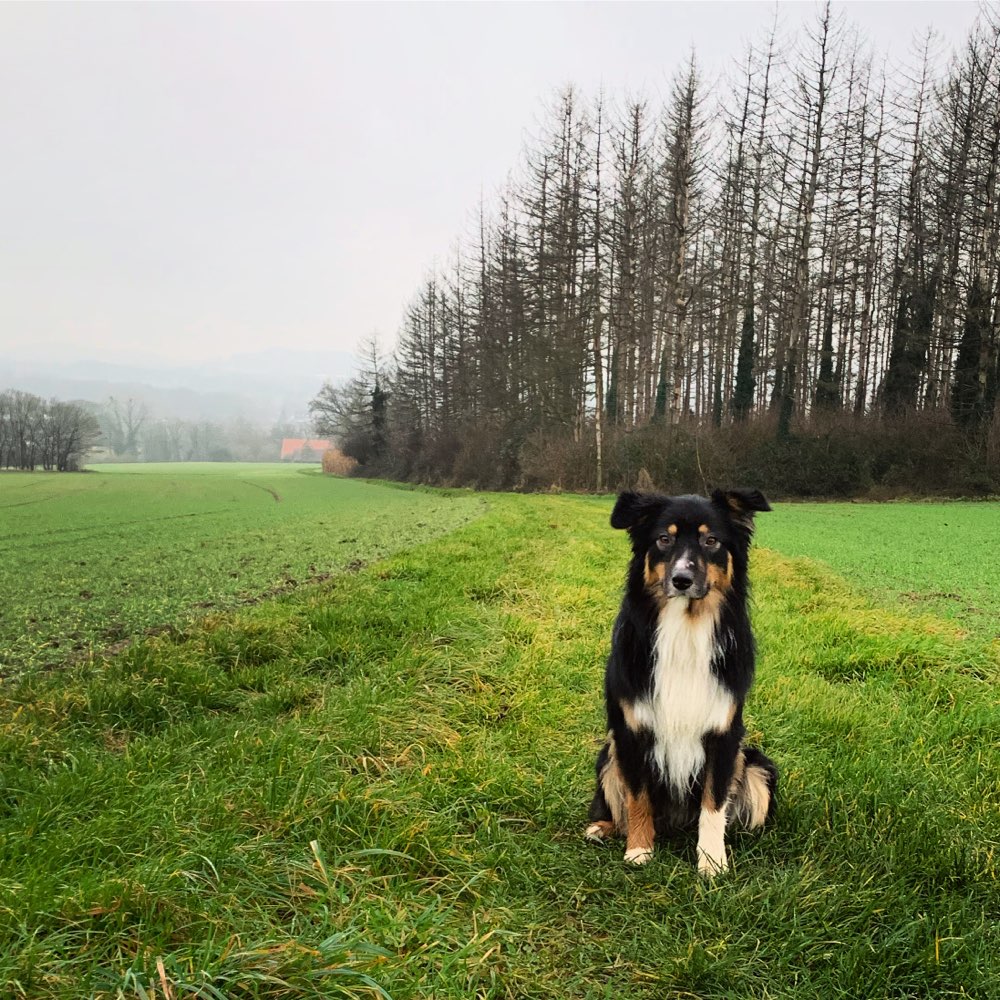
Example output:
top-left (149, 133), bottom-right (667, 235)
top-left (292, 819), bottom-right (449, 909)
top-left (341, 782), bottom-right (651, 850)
top-left (731, 746), bottom-right (778, 829)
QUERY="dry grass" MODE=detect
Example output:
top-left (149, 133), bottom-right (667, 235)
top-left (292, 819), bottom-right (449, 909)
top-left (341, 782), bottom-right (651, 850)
top-left (322, 449), bottom-right (359, 477)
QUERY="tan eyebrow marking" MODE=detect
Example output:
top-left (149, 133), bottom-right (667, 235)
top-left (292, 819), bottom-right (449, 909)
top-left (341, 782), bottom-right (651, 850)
top-left (667, 524), bottom-right (678, 535)
top-left (698, 523), bottom-right (710, 534)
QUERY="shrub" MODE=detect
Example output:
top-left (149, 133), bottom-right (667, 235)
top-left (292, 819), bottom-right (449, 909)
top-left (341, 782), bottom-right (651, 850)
top-left (321, 448), bottom-right (359, 477)
top-left (362, 407), bottom-right (1000, 499)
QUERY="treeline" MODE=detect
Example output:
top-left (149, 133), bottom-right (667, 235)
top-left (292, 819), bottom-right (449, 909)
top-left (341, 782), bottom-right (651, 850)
top-left (137, 418), bottom-right (289, 464)
top-left (0, 389), bottom-right (101, 471)
top-left (314, 4), bottom-right (1000, 496)
top-left (91, 397), bottom-right (306, 464)
top-left (1, 389), bottom-right (310, 470)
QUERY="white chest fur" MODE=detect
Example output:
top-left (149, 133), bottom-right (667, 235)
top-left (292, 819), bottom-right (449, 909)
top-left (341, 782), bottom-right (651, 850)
top-left (630, 598), bottom-right (733, 796)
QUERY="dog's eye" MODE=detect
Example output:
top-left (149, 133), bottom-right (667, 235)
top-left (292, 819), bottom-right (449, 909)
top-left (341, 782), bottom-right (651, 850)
top-left (656, 534), bottom-right (674, 548)
top-left (704, 535), bottom-right (720, 548)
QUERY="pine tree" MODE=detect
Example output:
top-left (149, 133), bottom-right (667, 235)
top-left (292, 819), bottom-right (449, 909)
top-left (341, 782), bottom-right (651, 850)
top-left (814, 309), bottom-right (839, 409)
top-left (951, 275), bottom-right (991, 428)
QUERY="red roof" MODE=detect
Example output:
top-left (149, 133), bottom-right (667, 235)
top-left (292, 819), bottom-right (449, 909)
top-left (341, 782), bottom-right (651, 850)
top-left (280, 438), bottom-right (331, 459)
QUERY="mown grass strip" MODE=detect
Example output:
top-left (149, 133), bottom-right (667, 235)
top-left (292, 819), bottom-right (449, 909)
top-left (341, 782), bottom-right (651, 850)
top-left (1, 492), bottom-right (997, 998)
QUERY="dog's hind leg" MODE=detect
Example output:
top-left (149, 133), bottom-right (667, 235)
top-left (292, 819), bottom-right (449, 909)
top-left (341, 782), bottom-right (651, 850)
top-left (586, 735), bottom-right (627, 842)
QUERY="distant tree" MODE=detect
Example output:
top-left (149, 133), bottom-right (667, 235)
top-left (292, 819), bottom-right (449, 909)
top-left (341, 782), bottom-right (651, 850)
top-left (0, 390), bottom-right (100, 470)
top-left (719, 36), bottom-right (767, 423)
top-left (43, 401), bottom-right (101, 470)
top-left (775, 1), bottom-right (841, 437)
top-left (880, 32), bottom-right (940, 414)
top-left (101, 397), bottom-right (148, 458)
top-left (0, 390), bottom-right (43, 469)
top-left (590, 92), bottom-right (607, 488)
top-left (662, 55), bottom-right (708, 426)
top-left (310, 336), bottom-right (389, 466)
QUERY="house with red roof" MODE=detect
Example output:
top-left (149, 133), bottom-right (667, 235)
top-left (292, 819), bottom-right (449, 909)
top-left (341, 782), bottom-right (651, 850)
top-left (280, 438), bottom-right (331, 462)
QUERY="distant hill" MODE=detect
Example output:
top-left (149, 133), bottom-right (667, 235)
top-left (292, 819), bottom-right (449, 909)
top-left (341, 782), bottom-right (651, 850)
top-left (0, 349), bottom-right (356, 424)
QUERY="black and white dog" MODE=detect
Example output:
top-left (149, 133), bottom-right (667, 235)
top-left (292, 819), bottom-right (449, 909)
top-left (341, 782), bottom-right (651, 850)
top-left (586, 488), bottom-right (777, 875)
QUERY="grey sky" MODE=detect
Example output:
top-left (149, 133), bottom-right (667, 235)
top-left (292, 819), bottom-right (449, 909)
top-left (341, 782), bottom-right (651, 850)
top-left (1, 1), bottom-right (983, 368)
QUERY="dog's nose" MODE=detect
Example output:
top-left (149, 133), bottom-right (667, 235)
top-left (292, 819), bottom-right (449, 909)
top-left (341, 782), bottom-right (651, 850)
top-left (672, 572), bottom-right (694, 591)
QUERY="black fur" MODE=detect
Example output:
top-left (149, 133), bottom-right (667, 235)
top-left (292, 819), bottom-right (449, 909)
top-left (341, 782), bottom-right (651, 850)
top-left (588, 488), bottom-right (778, 866)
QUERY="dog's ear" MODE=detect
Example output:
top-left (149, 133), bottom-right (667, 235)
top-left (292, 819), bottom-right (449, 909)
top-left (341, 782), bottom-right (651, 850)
top-left (711, 488), bottom-right (771, 530)
top-left (611, 491), bottom-right (666, 531)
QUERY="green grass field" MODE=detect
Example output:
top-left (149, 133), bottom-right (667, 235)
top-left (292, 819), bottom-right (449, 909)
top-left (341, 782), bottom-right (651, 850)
top-left (0, 464), bottom-right (485, 675)
top-left (757, 501), bottom-right (1000, 642)
top-left (0, 471), bottom-right (997, 998)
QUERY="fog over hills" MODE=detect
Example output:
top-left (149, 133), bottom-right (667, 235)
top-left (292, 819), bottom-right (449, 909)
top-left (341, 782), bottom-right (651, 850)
top-left (1, 348), bottom-right (355, 424)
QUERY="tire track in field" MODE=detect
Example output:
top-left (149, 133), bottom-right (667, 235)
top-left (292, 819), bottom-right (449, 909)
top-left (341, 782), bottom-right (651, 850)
top-left (0, 508), bottom-right (236, 552)
top-left (0, 480), bottom-right (104, 510)
top-left (0, 476), bottom-right (104, 510)
top-left (0, 494), bottom-right (61, 509)
top-left (242, 480), bottom-right (282, 502)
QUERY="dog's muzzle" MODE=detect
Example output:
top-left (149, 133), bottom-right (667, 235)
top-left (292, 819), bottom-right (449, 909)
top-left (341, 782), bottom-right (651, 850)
top-left (667, 557), bottom-right (709, 599)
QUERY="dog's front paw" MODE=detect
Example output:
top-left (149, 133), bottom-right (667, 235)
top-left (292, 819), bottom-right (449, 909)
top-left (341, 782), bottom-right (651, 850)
top-left (624, 846), bottom-right (654, 865)
top-left (585, 821), bottom-right (613, 842)
top-left (696, 848), bottom-right (729, 878)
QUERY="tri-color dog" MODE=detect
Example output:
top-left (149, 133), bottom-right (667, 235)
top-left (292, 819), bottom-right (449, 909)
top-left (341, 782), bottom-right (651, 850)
top-left (586, 488), bottom-right (777, 875)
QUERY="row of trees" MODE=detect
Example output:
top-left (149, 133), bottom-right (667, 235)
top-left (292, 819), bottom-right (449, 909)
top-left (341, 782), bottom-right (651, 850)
top-left (315, 3), bottom-right (1000, 494)
top-left (92, 397), bottom-right (307, 464)
top-left (100, 416), bottom-right (287, 464)
top-left (1, 389), bottom-right (312, 470)
top-left (0, 390), bottom-right (101, 471)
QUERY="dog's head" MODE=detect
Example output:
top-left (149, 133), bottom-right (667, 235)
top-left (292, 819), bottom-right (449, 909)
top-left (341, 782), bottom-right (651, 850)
top-left (611, 488), bottom-right (770, 602)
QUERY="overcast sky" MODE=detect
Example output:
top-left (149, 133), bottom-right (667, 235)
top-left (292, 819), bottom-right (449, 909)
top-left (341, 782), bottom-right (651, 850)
top-left (0, 1), bottom-right (984, 368)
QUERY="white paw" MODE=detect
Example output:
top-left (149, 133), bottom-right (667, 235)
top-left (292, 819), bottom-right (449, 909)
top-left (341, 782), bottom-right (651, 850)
top-left (697, 849), bottom-right (729, 877)
top-left (624, 846), bottom-right (654, 865)
top-left (584, 823), bottom-right (607, 842)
